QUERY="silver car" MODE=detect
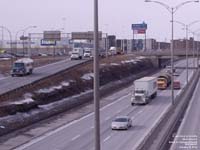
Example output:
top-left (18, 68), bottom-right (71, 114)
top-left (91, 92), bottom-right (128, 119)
top-left (111, 116), bottom-right (132, 130)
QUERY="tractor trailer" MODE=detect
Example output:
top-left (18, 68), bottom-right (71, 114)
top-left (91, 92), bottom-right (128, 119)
top-left (131, 77), bottom-right (157, 105)
top-left (157, 73), bottom-right (171, 90)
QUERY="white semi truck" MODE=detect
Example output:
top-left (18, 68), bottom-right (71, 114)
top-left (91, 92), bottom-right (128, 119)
top-left (131, 77), bottom-right (157, 105)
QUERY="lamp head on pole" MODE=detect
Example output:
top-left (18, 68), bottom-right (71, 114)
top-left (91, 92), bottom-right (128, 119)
top-left (145, 0), bottom-right (151, 2)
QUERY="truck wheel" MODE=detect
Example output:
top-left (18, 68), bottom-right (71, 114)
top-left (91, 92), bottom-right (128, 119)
top-left (131, 103), bottom-right (135, 106)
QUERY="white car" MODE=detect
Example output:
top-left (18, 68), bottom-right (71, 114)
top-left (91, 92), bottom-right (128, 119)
top-left (111, 116), bottom-right (132, 130)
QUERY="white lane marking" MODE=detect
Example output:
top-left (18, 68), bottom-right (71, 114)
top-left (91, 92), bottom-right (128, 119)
top-left (71, 135), bottom-right (80, 141)
top-left (138, 110), bottom-right (143, 114)
top-left (103, 136), bottom-right (111, 142)
top-left (90, 126), bottom-right (94, 129)
top-left (14, 93), bottom-right (131, 150)
top-left (131, 116), bottom-right (135, 120)
top-left (105, 116), bottom-right (111, 121)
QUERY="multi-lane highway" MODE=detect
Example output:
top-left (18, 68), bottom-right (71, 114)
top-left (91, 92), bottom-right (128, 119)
top-left (170, 68), bottom-right (200, 150)
top-left (11, 59), bottom-right (195, 150)
top-left (0, 59), bottom-right (87, 96)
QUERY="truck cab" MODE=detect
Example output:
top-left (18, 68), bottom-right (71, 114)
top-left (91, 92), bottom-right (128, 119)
top-left (83, 48), bottom-right (93, 58)
top-left (70, 48), bottom-right (84, 60)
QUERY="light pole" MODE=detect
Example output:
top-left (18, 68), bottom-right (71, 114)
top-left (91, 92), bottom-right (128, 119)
top-left (94, 0), bottom-right (100, 150)
top-left (145, 0), bottom-right (199, 105)
top-left (0, 26), bottom-right (13, 66)
top-left (197, 33), bottom-right (200, 67)
top-left (174, 20), bottom-right (200, 83)
top-left (22, 26), bottom-right (37, 56)
top-left (190, 28), bottom-right (200, 68)
top-left (193, 29), bottom-right (200, 68)
top-left (15, 29), bottom-right (25, 55)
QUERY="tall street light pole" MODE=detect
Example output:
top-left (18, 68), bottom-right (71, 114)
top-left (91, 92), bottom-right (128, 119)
top-left (197, 33), bottom-right (200, 67)
top-left (145, 0), bottom-right (199, 105)
top-left (174, 20), bottom-right (200, 83)
top-left (15, 29), bottom-right (25, 55)
top-left (22, 26), bottom-right (37, 56)
top-left (193, 29), bottom-right (200, 67)
top-left (0, 26), bottom-right (13, 66)
top-left (94, 0), bottom-right (100, 150)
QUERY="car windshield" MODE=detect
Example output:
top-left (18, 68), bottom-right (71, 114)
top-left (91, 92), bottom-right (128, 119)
top-left (14, 63), bottom-right (24, 68)
top-left (114, 117), bottom-right (128, 122)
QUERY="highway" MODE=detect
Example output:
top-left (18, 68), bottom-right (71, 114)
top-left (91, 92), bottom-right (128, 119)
top-left (170, 68), bottom-right (200, 150)
top-left (0, 59), bottom-right (87, 96)
top-left (13, 59), bottom-right (196, 150)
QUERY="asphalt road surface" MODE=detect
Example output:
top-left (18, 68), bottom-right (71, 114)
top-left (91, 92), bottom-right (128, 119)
top-left (12, 59), bottom-right (196, 150)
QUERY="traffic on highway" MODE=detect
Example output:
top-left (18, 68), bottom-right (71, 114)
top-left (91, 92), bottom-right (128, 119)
top-left (0, 0), bottom-right (200, 150)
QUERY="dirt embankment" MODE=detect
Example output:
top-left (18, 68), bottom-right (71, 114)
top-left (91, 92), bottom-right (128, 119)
top-left (0, 55), bottom-right (156, 117)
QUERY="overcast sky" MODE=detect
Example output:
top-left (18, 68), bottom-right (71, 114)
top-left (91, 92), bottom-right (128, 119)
top-left (0, 0), bottom-right (200, 41)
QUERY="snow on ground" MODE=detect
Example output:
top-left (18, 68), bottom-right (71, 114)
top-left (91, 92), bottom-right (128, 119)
top-left (61, 81), bottom-right (70, 87)
top-left (110, 63), bottom-right (120, 66)
top-left (36, 81), bottom-right (70, 94)
top-left (81, 73), bottom-right (94, 80)
top-left (121, 59), bottom-right (138, 64)
top-left (100, 63), bottom-right (106, 66)
top-left (11, 98), bottom-right (34, 105)
top-left (52, 85), bottom-right (63, 90)
top-left (37, 88), bottom-right (55, 94)
top-left (136, 56), bottom-right (146, 59)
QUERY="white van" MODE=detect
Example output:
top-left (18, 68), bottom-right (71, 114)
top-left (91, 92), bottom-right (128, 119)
top-left (11, 58), bottom-right (34, 76)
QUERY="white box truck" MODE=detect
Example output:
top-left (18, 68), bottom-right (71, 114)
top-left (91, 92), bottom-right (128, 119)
top-left (131, 77), bottom-right (157, 105)
top-left (11, 58), bottom-right (34, 76)
top-left (70, 47), bottom-right (84, 60)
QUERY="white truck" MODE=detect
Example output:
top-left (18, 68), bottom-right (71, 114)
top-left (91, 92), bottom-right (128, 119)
top-left (131, 77), bottom-right (157, 105)
top-left (70, 47), bottom-right (84, 60)
top-left (11, 58), bottom-right (34, 76)
top-left (83, 48), bottom-right (93, 58)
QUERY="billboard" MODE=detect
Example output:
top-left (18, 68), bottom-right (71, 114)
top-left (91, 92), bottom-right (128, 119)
top-left (132, 22), bottom-right (147, 34)
top-left (41, 39), bottom-right (56, 46)
top-left (43, 31), bottom-right (61, 41)
top-left (72, 31), bottom-right (102, 40)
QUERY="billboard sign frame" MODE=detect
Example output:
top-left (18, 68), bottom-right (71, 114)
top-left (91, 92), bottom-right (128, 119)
top-left (41, 39), bottom-right (56, 46)
top-left (43, 31), bottom-right (61, 41)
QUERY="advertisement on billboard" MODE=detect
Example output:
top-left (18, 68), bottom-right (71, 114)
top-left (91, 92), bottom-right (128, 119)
top-left (41, 39), bottom-right (56, 46)
top-left (132, 22), bottom-right (147, 34)
top-left (72, 31), bottom-right (102, 40)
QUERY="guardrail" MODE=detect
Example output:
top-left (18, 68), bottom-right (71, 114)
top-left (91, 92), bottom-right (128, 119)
top-left (137, 68), bottom-right (200, 150)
